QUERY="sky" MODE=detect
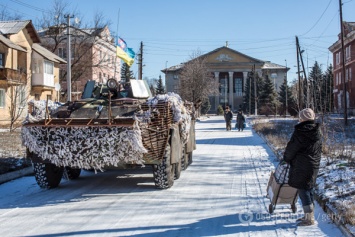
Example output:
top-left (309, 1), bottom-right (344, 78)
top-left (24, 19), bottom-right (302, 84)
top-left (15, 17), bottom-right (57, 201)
top-left (1, 0), bottom-right (355, 83)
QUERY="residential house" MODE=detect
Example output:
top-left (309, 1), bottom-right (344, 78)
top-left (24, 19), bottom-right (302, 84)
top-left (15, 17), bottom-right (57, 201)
top-left (163, 46), bottom-right (288, 113)
top-left (32, 43), bottom-right (67, 101)
top-left (38, 25), bottom-right (120, 101)
top-left (329, 21), bottom-right (355, 114)
top-left (0, 20), bottom-right (66, 126)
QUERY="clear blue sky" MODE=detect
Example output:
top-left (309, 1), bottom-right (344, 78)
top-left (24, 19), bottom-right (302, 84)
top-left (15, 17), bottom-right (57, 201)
top-left (2, 0), bottom-right (355, 83)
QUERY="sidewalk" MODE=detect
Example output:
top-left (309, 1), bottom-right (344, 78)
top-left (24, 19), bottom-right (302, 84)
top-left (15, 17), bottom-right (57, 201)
top-left (193, 115), bottom-right (345, 236)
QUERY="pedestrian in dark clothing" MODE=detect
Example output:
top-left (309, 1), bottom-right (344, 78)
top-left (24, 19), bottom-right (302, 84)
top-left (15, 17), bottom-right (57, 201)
top-left (283, 108), bottom-right (322, 226)
top-left (236, 110), bottom-right (245, 131)
top-left (224, 107), bottom-right (233, 131)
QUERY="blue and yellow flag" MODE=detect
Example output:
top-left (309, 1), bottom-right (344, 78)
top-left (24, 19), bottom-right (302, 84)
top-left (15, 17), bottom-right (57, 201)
top-left (116, 37), bottom-right (135, 67)
top-left (116, 46), bottom-right (134, 67)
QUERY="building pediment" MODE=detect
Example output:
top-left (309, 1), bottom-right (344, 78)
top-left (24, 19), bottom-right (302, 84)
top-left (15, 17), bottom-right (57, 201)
top-left (205, 46), bottom-right (264, 64)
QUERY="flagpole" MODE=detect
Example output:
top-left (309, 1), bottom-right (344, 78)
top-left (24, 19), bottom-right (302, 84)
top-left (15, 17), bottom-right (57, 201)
top-left (114, 9), bottom-right (120, 80)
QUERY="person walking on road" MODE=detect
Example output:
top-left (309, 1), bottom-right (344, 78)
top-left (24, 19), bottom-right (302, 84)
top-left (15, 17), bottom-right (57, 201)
top-left (283, 108), bottom-right (322, 226)
top-left (224, 106), bottom-right (233, 131)
top-left (236, 110), bottom-right (245, 131)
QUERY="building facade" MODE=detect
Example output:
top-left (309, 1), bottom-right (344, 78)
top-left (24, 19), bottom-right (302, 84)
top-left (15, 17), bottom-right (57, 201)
top-left (329, 21), bottom-right (355, 114)
top-left (0, 20), bottom-right (65, 125)
top-left (163, 46), bottom-right (287, 113)
top-left (39, 25), bottom-right (120, 101)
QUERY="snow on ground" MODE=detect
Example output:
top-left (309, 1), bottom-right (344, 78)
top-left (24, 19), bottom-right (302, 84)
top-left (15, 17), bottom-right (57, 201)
top-left (0, 116), bottom-right (346, 237)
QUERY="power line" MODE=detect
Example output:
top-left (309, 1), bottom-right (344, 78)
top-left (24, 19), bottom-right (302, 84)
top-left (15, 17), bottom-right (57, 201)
top-left (300, 0), bottom-right (332, 36)
top-left (10, 0), bottom-right (50, 13)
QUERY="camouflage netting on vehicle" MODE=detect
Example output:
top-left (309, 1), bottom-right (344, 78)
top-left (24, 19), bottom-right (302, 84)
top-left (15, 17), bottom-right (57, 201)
top-left (144, 92), bottom-right (192, 145)
top-left (21, 93), bottom-right (193, 170)
top-left (21, 123), bottom-right (147, 170)
top-left (24, 100), bottom-right (62, 123)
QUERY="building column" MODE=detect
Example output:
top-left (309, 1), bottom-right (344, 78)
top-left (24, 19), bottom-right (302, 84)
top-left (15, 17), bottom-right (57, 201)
top-left (243, 71), bottom-right (248, 96)
top-left (214, 72), bottom-right (220, 110)
top-left (228, 72), bottom-right (234, 110)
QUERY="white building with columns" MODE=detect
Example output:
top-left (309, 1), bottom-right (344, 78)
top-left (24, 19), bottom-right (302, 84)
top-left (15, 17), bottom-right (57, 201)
top-left (163, 46), bottom-right (287, 113)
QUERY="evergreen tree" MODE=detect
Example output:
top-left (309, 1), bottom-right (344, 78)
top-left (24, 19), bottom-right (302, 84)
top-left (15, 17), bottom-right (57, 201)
top-left (259, 75), bottom-right (278, 115)
top-left (323, 64), bottom-right (334, 113)
top-left (308, 61), bottom-right (323, 112)
top-left (155, 75), bottom-right (165, 95)
top-left (121, 63), bottom-right (134, 83)
top-left (278, 79), bottom-right (293, 116)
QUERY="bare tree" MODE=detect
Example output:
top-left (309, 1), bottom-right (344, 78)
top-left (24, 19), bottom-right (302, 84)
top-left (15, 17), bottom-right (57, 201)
top-left (0, 5), bottom-right (22, 21)
top-left (179, 51), bottom-right (219, 104)
top-left (37, 0), bottom-right (115, 100)
top-left (6, 74), bottom-right (29, 132)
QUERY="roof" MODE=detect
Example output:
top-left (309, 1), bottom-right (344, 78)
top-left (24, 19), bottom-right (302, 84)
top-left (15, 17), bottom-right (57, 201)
top-left (0, 34), bottom-right (27, 52)
top-left (262, 61), bottom-right (288, 70)
top-left (0, 20), bottom-right (40, 43)
top-left (32, 43), bottom-right (67, 64)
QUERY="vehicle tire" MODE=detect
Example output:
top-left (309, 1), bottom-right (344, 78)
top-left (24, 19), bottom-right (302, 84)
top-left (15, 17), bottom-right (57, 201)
top-left (33, 163), bottom-right (64, 189)
top-left (63, 167), bottom-right (81, 180)
top-left (153, 144), bottom-right (174, 189)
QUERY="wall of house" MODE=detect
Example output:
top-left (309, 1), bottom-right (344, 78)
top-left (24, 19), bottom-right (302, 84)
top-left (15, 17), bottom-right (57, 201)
top-left (0, 29), bottom-right (34, 125)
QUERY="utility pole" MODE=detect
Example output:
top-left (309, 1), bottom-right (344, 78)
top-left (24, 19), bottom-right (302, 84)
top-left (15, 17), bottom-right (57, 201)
top-left (285, 59), bottom-right (288, 117)
top-left (65, 14), bottom-right (74, 102)
top-left (339, 0), bottom-right (348, 125)
top-left (296, 36), bottom-right (302, 109)
top-left (253, 64), bottom-right (257, 116)
top-left (249, 69), bottom-right (251, 115)
top-left (138, 41), bottom-right (143, 80)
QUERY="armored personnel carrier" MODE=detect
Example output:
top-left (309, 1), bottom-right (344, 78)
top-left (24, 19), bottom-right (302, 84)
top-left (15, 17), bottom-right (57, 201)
top-left (21, 79), bottom-right (196, 189)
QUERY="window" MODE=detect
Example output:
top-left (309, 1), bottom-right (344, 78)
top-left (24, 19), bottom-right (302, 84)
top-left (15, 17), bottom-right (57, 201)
top-left (0, 89), bottom-right (5, 108)
top-left (35, 94), bottom-right (40, 100)
top-left (15, 85), bottom-right (26, 107)
top-left (47, 95), bottom-right (52, 101)
top-left (0, 53), bottom-right (4, 67)
top-left (58, 48), bottom-right (66, 59)
top-left (345, 45), bottom-right (351, 59)
top-left (336, 52), bottom-right (341, 65)
top-left (234, 78), bottom-right (243, 96)
top-left (44, 60), bottom-right (53, 75)
top-left (173, 74), bottom-right (179, 80)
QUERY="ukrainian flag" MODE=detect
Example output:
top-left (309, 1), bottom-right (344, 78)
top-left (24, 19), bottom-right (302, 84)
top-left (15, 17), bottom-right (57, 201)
top-left (116, 46), bottom-right (134, 67)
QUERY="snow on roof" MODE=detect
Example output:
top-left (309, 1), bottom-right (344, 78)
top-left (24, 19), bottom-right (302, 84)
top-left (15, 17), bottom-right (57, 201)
top-left (262, 61), bottom-right (287, 70)
top-left (0, 20), bottom-right (31, 34)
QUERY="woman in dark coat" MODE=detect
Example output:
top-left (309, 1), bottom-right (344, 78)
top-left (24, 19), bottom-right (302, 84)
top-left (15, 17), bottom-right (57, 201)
top-left (283, 108), bottom-right (322, 226)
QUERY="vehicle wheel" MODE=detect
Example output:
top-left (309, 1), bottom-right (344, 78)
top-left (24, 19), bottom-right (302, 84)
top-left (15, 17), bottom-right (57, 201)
top-left (63, 167), bottom-right (81, 180)
top-left (181, 145), bottom-right (187, 171)
top-left (174, 158), bottom-right (182, 180)
top-left (33, 163), bottom-right (64, 189)
top-left (291, 203), bottom-right (297, 213)
top-left (187, 151), bottom-right (193, 166)
top-left (268, 204), bottom-right (275, 214)
top-left (153, 144), bottom-right (174, 189)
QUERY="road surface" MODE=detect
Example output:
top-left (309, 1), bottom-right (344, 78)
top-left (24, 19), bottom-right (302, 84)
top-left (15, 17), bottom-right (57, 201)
top-left (0, 116), bottom-right (344, 237)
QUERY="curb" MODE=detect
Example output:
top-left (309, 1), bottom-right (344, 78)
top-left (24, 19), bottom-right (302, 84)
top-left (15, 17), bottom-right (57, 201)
top-left (0, 166), bottom-right (33, 185)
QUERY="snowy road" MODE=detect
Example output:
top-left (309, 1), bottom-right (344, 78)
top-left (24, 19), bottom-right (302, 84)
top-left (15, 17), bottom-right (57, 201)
top-left (0, 116), bottom-right (344, 237)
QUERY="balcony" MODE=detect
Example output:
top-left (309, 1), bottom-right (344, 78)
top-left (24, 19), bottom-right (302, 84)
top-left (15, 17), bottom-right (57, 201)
top-left (0, 68), bottom-right (27, 84)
